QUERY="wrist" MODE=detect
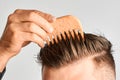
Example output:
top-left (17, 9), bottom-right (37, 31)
top-left (0, 47), bottom-right (11, 72)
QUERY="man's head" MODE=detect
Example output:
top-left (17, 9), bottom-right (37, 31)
top-left (38, 31), bottom-right (115, 80)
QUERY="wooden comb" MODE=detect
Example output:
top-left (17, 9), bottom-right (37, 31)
top-left (47, 15), bottom-right (84, 45)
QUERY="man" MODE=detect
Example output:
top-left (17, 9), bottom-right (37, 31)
top-left (0, 9), bottom-right (116, 80)
top-left (38, 31), bottom-right (116, 80)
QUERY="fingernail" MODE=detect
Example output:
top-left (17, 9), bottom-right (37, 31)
top-left (38, 44), bottom-right (44, 48)
top-left (47, 36), bottom-right (51, 41)
top-left (52, 35), bottom-right (54, 39)
top-left (48, 16), bottom-right (56, 22)
top-left (52, 16), bottom-right (56, 22)
top-left (49, 26), bottom-right (54, 33)
top-left (42, 42), bottom-right (47, 48)
top-left (43, 41), bottom-right (47, 47)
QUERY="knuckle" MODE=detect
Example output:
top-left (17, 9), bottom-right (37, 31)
top-left (12, 32), bottom-right (19, 40)
top-left (32, 10), bottom-right (38, 13)
top-left (8, 23), bottom-right (18, 32)
top-left (46, 13), bottom-right (51, 17)
top-left (14, 9), bottom-right (21, 13)
top-left (28, 12), bottom-right (36, 19)
top-left (27, 23), bottom-right (35, 31)
top-left (32, 10), bottom-right (42, 14)
top-left (43, 13), bottom-right (52, 19)
top-left (8, 23), bottom-right (15, 30)
top-left (31, 34), bottom-right (37, 41)
top-left (8, 14), bottom-right (14, 21)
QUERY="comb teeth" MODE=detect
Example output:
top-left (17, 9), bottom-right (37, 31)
top-left (45, 15), bottom-right (84, 46)
top-left (46, 29), bottom-right (83, 46)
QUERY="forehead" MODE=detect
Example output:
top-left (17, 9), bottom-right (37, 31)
top-left (42, 59), bottom-right (96, 80)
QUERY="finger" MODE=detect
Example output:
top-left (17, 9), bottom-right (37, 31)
top-left (14, 9), bottom-right (56, 22)
top-left (8, 11), bottom-right (54, 33)
top-left (32, 10), bottom-right (56, 22)
top-left (22, 41), bottom-right (30, 47)
top-left (22, 32), bottom-right (45, 48)
top-left (12, 22), bottom-right (49, 41)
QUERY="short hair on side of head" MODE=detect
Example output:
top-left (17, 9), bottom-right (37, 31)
top-left (37, 30), bottom-right (115, 79)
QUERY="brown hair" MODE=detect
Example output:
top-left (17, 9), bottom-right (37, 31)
top-left (38, 30), bottom-right (115, 77)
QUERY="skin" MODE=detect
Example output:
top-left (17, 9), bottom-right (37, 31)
top-left (0, 9), bottom-right (55, 72)
top-left (0, 9), bottom-right (115, 80)
top-left (42, 58), bottom-right (97, 80)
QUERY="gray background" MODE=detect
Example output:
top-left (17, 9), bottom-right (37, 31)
top-left (0, 0), bottom-right (119, 80)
